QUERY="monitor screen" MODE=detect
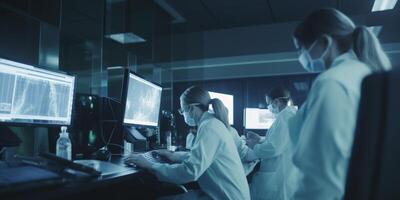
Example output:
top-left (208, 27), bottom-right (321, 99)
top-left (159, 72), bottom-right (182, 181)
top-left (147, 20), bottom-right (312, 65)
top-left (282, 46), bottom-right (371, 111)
top-left (123, 72), bottom-right (162, 127)
top-left (0, 58), bottom-right (75, 126)
top-left (244, 108), bottom-right (275, 129)
top-left (208, 91), bottom-right (234, 125)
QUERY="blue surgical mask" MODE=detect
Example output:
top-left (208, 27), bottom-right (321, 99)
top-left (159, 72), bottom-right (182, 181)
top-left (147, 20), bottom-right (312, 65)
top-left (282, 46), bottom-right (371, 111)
top-left (298, 38), bottom-right (331, 73)
top-left (183, 111), bottom-right (196, 126)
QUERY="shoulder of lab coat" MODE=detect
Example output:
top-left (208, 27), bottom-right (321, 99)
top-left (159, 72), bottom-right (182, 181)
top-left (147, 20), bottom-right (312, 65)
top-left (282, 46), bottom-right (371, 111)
top-left (151, 114), bottom-right (225, 184)
top-left (253, 106), bottom-right (297, 159)
top-left (228, 127), bottom-right (258, 162)
top-left (292, 52), bottom-right (371, 199)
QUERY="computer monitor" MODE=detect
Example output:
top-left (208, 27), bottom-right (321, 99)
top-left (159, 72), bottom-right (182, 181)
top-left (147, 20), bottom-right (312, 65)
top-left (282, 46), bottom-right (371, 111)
top-left (208, 91), bottom-right (234, 125)
top-left (244, 108), bottom-right (275, 130)
top-left (123, 72), bottom-right (162, 127)
top-left (0, 58), bottom-right (75, 126)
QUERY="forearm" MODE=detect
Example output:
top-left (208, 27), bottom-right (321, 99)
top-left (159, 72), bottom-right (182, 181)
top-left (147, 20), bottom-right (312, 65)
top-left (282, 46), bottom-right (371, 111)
top-left (170, 151), bottom-right (190, 163)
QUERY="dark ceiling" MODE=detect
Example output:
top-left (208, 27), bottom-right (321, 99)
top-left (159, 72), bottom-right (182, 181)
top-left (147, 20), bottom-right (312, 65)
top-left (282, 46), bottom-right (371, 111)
top-left (165, 0), bottom-right (376, 33)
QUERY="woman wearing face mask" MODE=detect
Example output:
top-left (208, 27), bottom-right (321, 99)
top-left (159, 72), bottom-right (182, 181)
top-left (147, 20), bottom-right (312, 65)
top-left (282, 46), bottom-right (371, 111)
top-left (290, 8), bottom-right (391, 199)
top-left (245, 87), bottom-right (298, 200)
top-left (126, 86), bottom-right (250, 200)
top-left (184, 101), bottom-right (259, 175)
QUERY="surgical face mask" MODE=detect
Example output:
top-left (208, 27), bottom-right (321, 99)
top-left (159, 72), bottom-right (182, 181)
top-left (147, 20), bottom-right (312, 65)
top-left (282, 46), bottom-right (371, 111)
top-left (179, 103), bottom-right (200, 127)
top-left (298, 38), bottom-right (331, 73)
top-left (268, 104), bottom-right (279, 114)
top-left (183, 111), bottom-right (196, 126)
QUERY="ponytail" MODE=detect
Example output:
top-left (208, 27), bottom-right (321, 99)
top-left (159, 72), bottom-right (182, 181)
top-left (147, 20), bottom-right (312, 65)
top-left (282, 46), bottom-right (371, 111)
top-left (293, 9), bottom-right (392, 72)
top-left (209, 98), bottom-right (230, 128)
top-left (353, 26), bottom-right (392, 72)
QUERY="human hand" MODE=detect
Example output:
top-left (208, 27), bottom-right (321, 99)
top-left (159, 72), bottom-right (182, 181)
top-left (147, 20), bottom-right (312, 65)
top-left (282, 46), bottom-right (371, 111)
top-left (246, 138), bottom-right (259, 149)
top-left (153, 149), bottom-right (173, 158)
top-left (246, 131), bottom-right (262, 142)
top-left (245, 131), bottom-right (262, 149)
top-left (124, 154), bottom-right (153, 169)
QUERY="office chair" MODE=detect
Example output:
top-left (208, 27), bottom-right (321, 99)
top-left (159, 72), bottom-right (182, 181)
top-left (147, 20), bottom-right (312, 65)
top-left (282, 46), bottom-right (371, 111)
top-left (345, 70), bottom-right (400, 200)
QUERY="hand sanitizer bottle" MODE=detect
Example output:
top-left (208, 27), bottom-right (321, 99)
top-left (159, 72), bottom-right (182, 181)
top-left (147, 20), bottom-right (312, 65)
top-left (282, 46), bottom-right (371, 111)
top-left (56, 126), bottom-right (72, 160)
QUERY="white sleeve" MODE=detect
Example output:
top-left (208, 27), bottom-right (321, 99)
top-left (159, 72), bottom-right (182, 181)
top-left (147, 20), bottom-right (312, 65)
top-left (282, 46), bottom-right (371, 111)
top-left (170, 151), bottom-right (190, 163)
top-left (229, 127), bottom-right (258, 162)
top-left (151, 124), bottom-right (222, 184)
top-left (293, 80), bottom-right (355, 200)
top-left (253, 116), bottom-right (290, 159)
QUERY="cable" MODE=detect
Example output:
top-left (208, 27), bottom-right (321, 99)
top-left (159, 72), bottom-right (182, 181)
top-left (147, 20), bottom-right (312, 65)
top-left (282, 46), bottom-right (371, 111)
top-left (108, 98), bottom-right (116, 121)
top-left (0, 147), bottom-right (6, 155)
top-left (105, 124), bottom-right (116, 147)
top-left (108, 143), bottom-right (132, 155)
top-left (108, 143), bottom-right (125, 150)
top-left (105, 98), bottom-right (118, 147)
top-left (99, 97), bottom-right (119, 150)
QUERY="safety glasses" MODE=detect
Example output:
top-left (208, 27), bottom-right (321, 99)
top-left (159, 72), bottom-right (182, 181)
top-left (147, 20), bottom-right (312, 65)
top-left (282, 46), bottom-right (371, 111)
top-left (178, 103), bottom-right (201, 115)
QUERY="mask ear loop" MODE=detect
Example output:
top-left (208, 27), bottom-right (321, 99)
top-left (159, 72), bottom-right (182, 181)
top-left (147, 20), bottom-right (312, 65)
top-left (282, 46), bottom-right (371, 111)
top-left (308, 35), bottom-right (333, 59)
top-left (319, 35), bottom-right (333, 59)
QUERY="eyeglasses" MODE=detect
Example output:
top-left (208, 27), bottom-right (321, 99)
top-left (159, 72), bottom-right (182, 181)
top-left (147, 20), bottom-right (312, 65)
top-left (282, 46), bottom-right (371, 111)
top-left (266, 96), bottom-right (290, 105)
top-left (178, 103), bottom-right (201, 115)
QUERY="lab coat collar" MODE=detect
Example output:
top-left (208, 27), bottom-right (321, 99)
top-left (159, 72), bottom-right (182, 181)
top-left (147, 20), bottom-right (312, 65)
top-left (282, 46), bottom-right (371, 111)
top-left (198, 111), bottom-right (213, 126)
top-left (276, 105), bottom-right (297, 117)
top-left (331, 50), bottom-right (358, 68)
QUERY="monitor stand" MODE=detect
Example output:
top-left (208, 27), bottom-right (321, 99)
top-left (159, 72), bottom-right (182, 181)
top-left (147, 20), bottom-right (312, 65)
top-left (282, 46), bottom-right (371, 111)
top-left (1, 126), bottom-right (51, 161)
top-left (0, 126), bottom-right (21, 148)
top-left (124, 127), bottom-right (146, 142)
top-left (124, 127), bottom-right (148, 152)
top-left (0, 126), bottom-right (22, 161)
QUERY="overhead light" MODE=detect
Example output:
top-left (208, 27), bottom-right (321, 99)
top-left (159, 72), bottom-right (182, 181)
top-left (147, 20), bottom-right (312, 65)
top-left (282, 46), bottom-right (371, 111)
top-left (368, 26), bottom-right (383, 36)
top-left (372, 0), bottom-right (398, 12)
top-left (105, 33), bottom-right (146, 44)
top-left (107, 66), bottom-right (124, 70)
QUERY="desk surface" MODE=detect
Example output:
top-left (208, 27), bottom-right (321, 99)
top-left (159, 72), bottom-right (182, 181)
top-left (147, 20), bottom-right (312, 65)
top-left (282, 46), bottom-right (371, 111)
top-left (0, 156), bottom-right (163, 200)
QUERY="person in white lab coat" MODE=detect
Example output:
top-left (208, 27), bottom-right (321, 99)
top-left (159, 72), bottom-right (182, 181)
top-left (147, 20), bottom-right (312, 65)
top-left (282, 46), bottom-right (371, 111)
top-left (126, 86), bottom-right (250, 200)
top-left (245, 87), bottom-right (298, 200)
top-left (185, 106), bottom-right (259, 175)
top-left (227, 126), bottom-right (259, 175)
top-left (290, 8), bottom-right (392, 199)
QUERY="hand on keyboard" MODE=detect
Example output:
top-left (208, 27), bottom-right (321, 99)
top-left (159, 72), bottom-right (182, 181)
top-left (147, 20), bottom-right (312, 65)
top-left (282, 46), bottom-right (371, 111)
top-left (142, 151), bottom-right (162, 164)
top-left (123, 153), bottom-right (154, 169)
top-left (124, 151), bottom-right (167, 169)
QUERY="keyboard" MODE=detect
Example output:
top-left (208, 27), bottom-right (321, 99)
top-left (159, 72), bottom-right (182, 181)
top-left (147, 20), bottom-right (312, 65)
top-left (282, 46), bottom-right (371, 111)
top-left (142, 151), bottom-right (163, 164)
top-left (123, 151), bottom-right (167, 167)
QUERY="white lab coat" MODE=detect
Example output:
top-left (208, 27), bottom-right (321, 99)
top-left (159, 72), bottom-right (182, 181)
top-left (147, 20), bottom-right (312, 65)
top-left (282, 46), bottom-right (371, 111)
top-left (228, 127), bottom-right (259, 175)
top-left (290, 51), bottom-right (372, 200)
top-left (250, 106), bottom-right (298, 200)
top-left (186, 126), bottom-right (259, 175)
top-left (151, 112), bottom-right (251, 200)
top-left (186, 132), bottom-right (195, 150)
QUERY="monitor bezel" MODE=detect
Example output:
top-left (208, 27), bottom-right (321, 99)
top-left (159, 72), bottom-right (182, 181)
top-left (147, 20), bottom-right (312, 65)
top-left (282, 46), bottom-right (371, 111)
top-left (121, 69), bottom-right (163, 128)
top-left (0, 58), bottom-right (76, 127)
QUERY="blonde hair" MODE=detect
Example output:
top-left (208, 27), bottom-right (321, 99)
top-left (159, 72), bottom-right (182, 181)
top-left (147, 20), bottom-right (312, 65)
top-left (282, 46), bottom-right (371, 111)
top-left (180, 86), bottom-right (230, 128)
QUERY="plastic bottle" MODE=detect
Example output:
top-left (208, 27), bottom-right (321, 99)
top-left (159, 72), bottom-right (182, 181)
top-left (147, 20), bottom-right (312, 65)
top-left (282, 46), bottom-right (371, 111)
top-left (166, 131), bottom-right (172, 151)
top-left (56, 126), bottom-right (72, 160)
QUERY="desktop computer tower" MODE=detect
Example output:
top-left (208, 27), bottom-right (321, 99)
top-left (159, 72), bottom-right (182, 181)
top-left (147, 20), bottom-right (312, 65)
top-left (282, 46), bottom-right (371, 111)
top-left (50, 94), bottom-right (124, 159)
